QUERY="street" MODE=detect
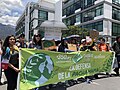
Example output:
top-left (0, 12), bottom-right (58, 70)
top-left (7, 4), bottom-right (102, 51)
top-left (1, 73), bottom-right (120, 90)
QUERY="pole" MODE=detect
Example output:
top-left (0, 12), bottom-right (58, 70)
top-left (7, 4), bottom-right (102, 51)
top-left (17, 50), bottom-right (21, 90)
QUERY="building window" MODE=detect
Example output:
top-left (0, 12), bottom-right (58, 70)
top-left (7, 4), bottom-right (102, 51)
top-left (30, 10), bottom-right (34, 21)
top-left (113, 0), bottom-right (120, 6)
top-left (83, 21), bottom-right (103, 32)
top-left (95, 5), bottom-right (103, 17)
top-left (83, 0), bottom-right (96, 9)
top-left (82, 5), bottom-right (103, 22)
top-left (112, 7), bottom-right (120, 20)
top-left (38, 20), bottom-right (44, 26)
top-left (38, 10), bottom-right (48, 20)
top-left (63, 4), bottom-right (75, 16)
top-left (112, 23), bottom-right (120, 36)
top-left (74, 0), bottom-right (81, 10)
top-left (82, 9), bottom-right (95, 22)
top-left (63, 9), bottom-right (67, 16)
top-left (29, 21), bottom-right (33, 30)
top-left (76, 14), bottom-right (81, 23)
top-left (26, 7), bottom-right (28, 16)
top-left (66, 6), bottom-right (71, 16)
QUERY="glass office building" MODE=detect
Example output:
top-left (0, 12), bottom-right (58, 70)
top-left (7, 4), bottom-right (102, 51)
top-left (16, 1), bottom-right (55, 41)
top-left (62, 0), bottom-right (120, 43)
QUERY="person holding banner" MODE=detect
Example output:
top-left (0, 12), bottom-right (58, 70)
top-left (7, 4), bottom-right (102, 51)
top-left (79, 38), bottom-right (97, 51)
top-left (58, 39), bottom-right (68, 52)
top-left (2, 35), bottom-right (20, 90)
top-left (98, 38), bottom-right (109, 51)
top-left (79, 39), bottom-right (87, 51)
top-left (0, 39), bottom-right (3, 85)
top-left (29, 34), bottom-right (42, 49)
top-left (112, 36), bottom-right (120, 76)
top-left (17, 33), bottom-right (28, 48)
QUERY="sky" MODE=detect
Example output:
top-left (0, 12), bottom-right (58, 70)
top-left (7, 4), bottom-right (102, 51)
top-left (0, 0), bottom-right (59, 26)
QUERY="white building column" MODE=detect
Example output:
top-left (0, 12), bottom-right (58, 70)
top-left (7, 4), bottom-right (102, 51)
top-left (105, 0), bottom-right (112, 3)
top-left (103, 3), bottom-right (112, 19)
top-left (55, 0), bottom-right (62, 22)
top-left (103, 3), bottom-right (112, 44)
top-left (25, 3), bottom-right (30, 41)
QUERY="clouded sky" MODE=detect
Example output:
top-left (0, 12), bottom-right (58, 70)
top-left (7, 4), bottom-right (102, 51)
top-left (0, 0), bottom-right (38, 26)
top-left (0, 0), bottom-right (60, 26)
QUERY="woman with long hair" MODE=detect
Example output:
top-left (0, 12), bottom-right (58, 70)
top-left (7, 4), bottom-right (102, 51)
top-left (0, 39), bottom-right (3, 85)
top-left (3, 35), bottom-right (20, 90)
top-left (29, 34), bottom-right (42, 49)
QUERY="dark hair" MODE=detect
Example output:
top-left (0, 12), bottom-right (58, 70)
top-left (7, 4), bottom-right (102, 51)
top-left (3, 35), bottom-right (16, 54)
top-left (19, 33), bottom-right (25, 38)
top-left (100, 38), bottom-right (105, 42)
top-left (60, 39), bottom-right (68, 48)
top-left (116, 36), bottom-right (120, 42)
top-left (33, 34), bottom-right (42, 46)
top-left (34, 34), bottom-right (41, 37)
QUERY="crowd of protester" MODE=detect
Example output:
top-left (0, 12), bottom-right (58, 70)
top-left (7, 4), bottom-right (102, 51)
top-left (0, 33), bottom-right (120, 90)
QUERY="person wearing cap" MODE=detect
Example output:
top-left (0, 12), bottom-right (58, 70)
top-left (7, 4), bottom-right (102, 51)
top-left (17, 34), bottom-right (28, 48)
top-left (106, 41), bottom-right (111, 51)
top-left (79, 39), bottom-right (87, 51)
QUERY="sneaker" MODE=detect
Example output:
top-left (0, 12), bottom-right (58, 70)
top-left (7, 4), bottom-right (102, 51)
top-left (94, 74), bottom-right (99, 79)
top-left (113, 68), bottom-right (119, 76)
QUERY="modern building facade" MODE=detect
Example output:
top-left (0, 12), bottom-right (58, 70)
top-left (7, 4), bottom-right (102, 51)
top-left (62, 0), bottom-right (120, 43)
top-left (16, 0), bottom-right (55, 41)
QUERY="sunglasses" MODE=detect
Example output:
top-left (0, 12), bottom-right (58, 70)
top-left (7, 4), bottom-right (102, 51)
top-left (35, 35), bottom-right (40, 37)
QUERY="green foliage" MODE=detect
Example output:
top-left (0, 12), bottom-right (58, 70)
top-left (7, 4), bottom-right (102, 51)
top-left (62, 25), bottom-right (90, 38)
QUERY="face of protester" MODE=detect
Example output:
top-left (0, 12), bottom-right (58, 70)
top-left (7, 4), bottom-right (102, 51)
top-left (9, 36), bottom-right (16, 46)
top-left (82, 41), bottom-right (86, 45)
top-left (118, 37), bottom-right (120, 42)
top-left (35, 35), bottom-right (41, 42)
top-left (100, 39), bottom-right (105, 44)
top-left (19, 36), bottom-right (25, 43)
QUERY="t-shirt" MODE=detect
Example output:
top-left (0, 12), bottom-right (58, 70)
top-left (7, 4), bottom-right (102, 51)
top-left (98, 44), bottom-right (108, 51)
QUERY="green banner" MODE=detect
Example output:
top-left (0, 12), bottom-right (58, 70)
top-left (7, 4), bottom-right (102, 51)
top-left (20, 48), bottom-right (114, 90)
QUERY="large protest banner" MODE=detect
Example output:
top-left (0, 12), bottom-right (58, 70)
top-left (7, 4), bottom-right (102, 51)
top-left (20, 48), bottom-right (114, 90)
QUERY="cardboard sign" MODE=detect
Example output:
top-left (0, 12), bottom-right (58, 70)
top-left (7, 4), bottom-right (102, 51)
top-left (68, 44), bottom-right (77, 51)
top-left (90, 30), bottom-right (99, 39)
top-left (42, 40), bottom-right (56, 50)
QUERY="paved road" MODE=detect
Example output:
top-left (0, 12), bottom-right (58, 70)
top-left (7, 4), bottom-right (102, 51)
top-left (1, 73), bottom-right (120, 90)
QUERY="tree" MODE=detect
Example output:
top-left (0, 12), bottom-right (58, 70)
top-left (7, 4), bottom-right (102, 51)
top-left (62, 25), bottom-right (89, 38)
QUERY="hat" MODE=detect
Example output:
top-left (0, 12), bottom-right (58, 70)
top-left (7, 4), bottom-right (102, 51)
top-left (81, 39), bottom-right (86, 43)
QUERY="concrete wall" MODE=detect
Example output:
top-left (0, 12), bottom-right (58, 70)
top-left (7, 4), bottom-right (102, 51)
top-left (48, 12), bottom-right (54, 20)
top-left (55, 0), bottom-right (62, 22)
top-left (38, 0), bottom-right (55, 10)
top-left (105, 0), bottom-right (112, 3)
top-left (103, 3), bottom-right (112, 19)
